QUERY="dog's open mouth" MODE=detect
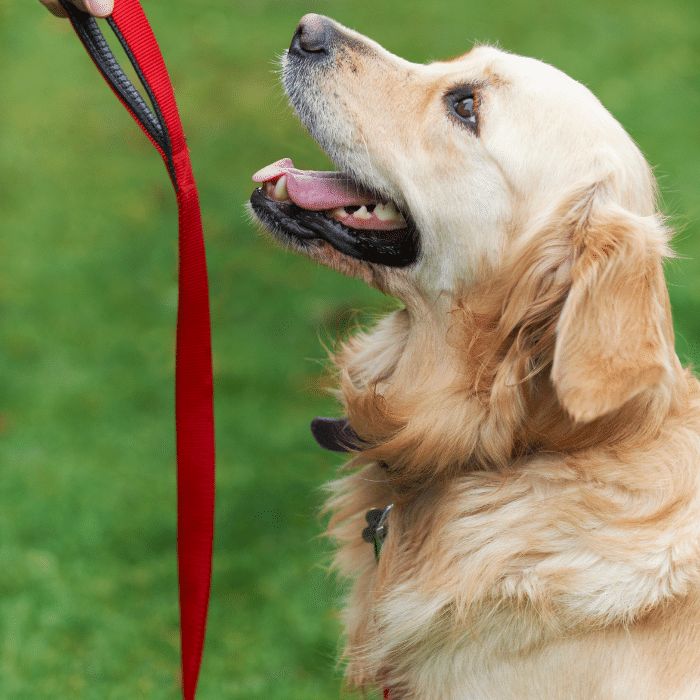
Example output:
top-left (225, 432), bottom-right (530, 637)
top-left (250, 158), bottom-right (419, 267)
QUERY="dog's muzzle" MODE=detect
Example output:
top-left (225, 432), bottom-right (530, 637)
top-left (248, 16), bottom-right (420, 268)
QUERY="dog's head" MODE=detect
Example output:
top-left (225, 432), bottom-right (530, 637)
top-left (250, 15), bottom-right (678, 456)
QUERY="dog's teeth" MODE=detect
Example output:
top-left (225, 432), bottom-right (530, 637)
top-left (353, 205), bottom-right (372, 220)
top-left (374, 203), bottom-right (391, 220)
top-left (331, 207), bottom-right (348, 219)
top-left (274, 174), bottom-right (290, 201)
top-left (264, 181), bottom-right (274, 195)
top-left (374, 202), bottom-right (405, 222)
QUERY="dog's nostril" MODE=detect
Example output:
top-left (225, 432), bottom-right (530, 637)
top-left (291, 13), bottom-right (330, 55)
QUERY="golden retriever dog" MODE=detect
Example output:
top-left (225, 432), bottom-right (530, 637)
top-left (249, 14), bottom-right (700, 699)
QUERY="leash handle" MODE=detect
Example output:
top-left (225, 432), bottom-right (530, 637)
top-left (58, 2), bottom-right (216, 699)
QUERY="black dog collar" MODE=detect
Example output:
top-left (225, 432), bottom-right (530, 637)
top-left (310, 416), bottom-right (363, 452)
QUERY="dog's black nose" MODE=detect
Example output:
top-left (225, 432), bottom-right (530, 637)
top-left (289, 13), bottom-right (332, 56)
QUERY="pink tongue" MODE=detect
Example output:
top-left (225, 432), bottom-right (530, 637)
top-left (252, 158), bottom-right (378, 211)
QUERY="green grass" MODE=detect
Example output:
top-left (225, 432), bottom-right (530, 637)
top-left (1, 0), bottom-right (699, 697)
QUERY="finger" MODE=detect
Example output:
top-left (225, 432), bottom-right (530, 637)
top-left (39, 0), bottom-right (114, 18)
top-left (83, 0), bottom-right (114, 17)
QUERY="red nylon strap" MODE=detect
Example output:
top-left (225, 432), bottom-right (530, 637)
top-left (60, 2), bottom-right (215, 698)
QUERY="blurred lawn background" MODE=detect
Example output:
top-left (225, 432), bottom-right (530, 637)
top-left (1, 0), bottom-right (699, 698)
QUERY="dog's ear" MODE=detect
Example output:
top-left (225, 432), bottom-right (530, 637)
top-left (551, 192), bottom-right (675, 423)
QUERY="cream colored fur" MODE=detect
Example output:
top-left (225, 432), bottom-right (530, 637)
top-left (260, 15), bottom-right (700, 699)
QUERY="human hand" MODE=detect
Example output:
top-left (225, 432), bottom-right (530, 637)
top-left (39, 0), bottom-right (114, 18)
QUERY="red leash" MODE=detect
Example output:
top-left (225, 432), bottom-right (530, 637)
top-left (58, 2), bottom-right (215, 698)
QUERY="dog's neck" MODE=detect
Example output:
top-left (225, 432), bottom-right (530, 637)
top-left (334, 295), bottom-right (679, 486)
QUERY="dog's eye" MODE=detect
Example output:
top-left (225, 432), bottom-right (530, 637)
top-left (455, 97), bottom-right (474, 120)
top-left (447, 91), bottom-right (478, 132)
